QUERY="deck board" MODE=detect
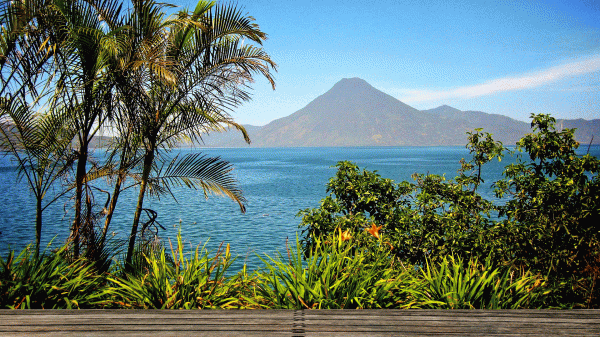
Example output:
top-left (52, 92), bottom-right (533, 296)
top-left (1, 309), bottom-right (598, 336)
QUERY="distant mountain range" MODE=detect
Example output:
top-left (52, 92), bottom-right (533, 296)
top-left (198, 77), bottom-right (600, 147)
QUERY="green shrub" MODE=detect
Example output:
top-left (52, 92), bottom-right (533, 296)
top-left (494, 114), bottom-right (600, 307)
top-left (298, 162), bottom-right (501, 266)
top-left (256, 233), bottom-right (408, 309)
top-left (101, 234), bottom-right (242, 309)
top-left (299, 114), bottom-right (600, 308)
top-left (0, 245), bottom-right (106, 309)
top-left (414, 255), bottom-right (548, 309)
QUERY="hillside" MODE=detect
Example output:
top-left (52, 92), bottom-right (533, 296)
top-left (198, 78), bottom-right (600, 147)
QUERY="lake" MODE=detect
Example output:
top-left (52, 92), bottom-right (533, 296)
top-left (1, 145), bottom-right (598, 271)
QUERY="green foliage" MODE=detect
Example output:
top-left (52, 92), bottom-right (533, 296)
top-left (494, 113), bottom-right (600, 307)
top-left (458, 128), bottom-right (505, 189)
top-left (300, 114), bottom-right (599, 307)
top-left (256, 234), bottom-right (407, 309)
top-left (102, 233), bottom-right (242, 309)
top-left (122, 0), bottom-right (276, 267)
top-left (299, 145), bottom-right (503, 266)
top-left (0, 245), bottom-right (106, 309)
top-left (298, 161), bottom-right (411, 254)
top-left (0, 232), bottom-right (556, 309)
top-left (2, 0), bottom-right (275, 264)
top-left (414, 255), bottom-right (547, 309)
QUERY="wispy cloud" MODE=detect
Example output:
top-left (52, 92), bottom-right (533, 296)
top-left (397, 54), bottom-right (600, 103)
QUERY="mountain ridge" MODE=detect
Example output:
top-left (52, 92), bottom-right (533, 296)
top-left (199, 78), bottom-right (600, 147)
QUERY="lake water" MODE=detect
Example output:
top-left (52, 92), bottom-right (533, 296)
top-left (1, 145), bottom-right (598, 271)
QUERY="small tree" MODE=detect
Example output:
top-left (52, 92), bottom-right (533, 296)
top-left (495, 113), bottom-right (600, 307)
top-left (0, 1), bottom-right (76, 257)
top-left (122, 1), bottom-right (277, 268)
top-left (300, 113), bottom-right (600, 307)
top-left (0, 99), bottom-right (75, 257)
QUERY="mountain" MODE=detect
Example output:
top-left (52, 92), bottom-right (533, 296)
top-left (421, 105), bottom-right (532, 145)
top-left (199, 78), bottom-right (600, 147)
top-left (253, 78), bottom-right (438, 146)
top-left (556, 119), bottom-right (600, 146)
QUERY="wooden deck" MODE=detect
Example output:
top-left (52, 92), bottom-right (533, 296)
top-left (1, 309), bottom-right (599, 336)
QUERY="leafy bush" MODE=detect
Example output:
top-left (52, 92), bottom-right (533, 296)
top-left (0, 245), bottom-right (106, 309)
top-left (299, 114), bottom-right (600, 307)
top-left (494, 114), bottom-right (600, 307)
top-left (101, 234), bottom-right (243, 309)
top-left (256, 234), bottom-right (408, 309)
top-left (414, 255), bottom-right (547, 309)
top-left (298, 159), bottom-right (501, 266)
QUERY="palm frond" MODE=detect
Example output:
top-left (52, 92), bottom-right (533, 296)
top-left (146, 153), bottom-right (246, 212)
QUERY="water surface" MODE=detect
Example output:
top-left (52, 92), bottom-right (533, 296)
top-left (1, 145), bottom-right (598, 271)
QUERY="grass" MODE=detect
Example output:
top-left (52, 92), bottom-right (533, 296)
top-left (415, 255), bottom-right (548, 309)
top-left (0, 232), bottom-right (558, 309)
top-left (0, 245), bottom-right (106, 309)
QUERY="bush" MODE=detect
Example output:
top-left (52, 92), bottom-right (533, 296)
top-left (256, 233), bottom-right (411, 309)
top-left (0, 245), bottom-right (106, 309)
top-left (100, 234), bottom-right (243, 309)
top-left (414, 255), bottom-right (547, 309)
top-left (299, 114), bottom-right (600, 308)
top-left (494, 114), bottom-right (600, 307)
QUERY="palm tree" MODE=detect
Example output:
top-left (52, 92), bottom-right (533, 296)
top-left (89, 0), bottom-right (180, 249)
top-left (47, 0), bottom-right (125, 257)
top-left (2, 0), bottom-right (277, 264)
top-left (0, 0), bottom-right (76, 257)
top-left (2, 0), bottom-right (128, 258)
top-left (121, 1), bottom-right (277, 267)
top-left (0, 99), bottom-right (75, 257)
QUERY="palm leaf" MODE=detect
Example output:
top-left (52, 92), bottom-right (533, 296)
top-left (146, 153), bottom-right (246, 212)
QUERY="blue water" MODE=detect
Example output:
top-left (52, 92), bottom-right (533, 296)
top-left (1, 146), bottom-right (598, 271)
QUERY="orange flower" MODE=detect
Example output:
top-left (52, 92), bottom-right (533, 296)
top-left (366, 223), bottom-right (382, 239)
top-left (339, 228), bottom-right (352, 242)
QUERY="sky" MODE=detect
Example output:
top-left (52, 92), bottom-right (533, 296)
top-left (179, 0), bottom-right (600, 125)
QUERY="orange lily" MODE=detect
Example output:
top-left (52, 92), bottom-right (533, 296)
top-left (366, 223), bottom-right (383, 239)
top-left (339, 228), bottom-right (352, 242)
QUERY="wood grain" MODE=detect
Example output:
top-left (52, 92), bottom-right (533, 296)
top-left (0, 309), bottom-right (598, 336)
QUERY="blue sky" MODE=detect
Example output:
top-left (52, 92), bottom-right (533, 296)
top-left (180, 0), bottom-right (600, 125)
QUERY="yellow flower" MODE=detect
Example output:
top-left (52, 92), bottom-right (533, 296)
top-left (366, 223), bottom-right (382, 239)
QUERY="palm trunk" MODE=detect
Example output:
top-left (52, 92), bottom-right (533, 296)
top-left (100, 169), bottom-right (125, 247)
top-left (125, 149), bottom-right (155, 268)
top-left (72, 143), bottom-right (88, 259)
top-left (35, 197), bottom-right (42, 259)
top-left (101, 139), bottom-right (134, 246)
top-left (73, 77), bottom-right (94, 258)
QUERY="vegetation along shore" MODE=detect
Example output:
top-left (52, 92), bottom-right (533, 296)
top-left (1, 0), bottom-right (599, 309)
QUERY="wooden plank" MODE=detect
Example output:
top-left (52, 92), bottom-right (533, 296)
top-left (303, 309), bottom-right (600, 318)
top-left (0, 309), bottom-right (598, 337)
top-left (0, 323), bottom-right (291, 332)
top-left (0, 317), bottom-right (293, 325)
top-left (0, 310), bottom-right (296, 337)
top-left (303, 324), bottom-right (600, 334)
top-left (0, 309), bottom-right (293, 317)
top-left (300, 310), bottom-right (600, 336)
top-left (299, 310), bottom-right (600, 337)
top-left (0, 330), bottom-right (295, 337)
top-left (301, 314), bottom-right (600, 323)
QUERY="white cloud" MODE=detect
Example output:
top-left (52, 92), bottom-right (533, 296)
top-left (397, 54), bottom-right (600, 103)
